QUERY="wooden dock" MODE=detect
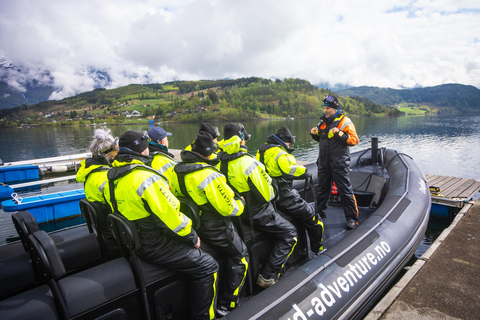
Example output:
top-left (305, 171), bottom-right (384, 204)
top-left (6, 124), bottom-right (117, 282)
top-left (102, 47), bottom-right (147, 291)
top-left (426, 174), bottom-right (480, 208)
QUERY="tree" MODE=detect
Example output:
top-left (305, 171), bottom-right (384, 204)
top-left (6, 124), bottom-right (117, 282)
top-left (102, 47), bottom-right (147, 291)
top-left (208, 90), bottom-right (218, 104)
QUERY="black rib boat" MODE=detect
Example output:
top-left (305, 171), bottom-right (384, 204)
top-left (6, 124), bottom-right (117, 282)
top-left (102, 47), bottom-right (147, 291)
top-left (0, 140), bottom-right (430, 320)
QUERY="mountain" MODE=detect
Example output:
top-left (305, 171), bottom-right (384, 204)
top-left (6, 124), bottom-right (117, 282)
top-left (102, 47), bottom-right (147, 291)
top-left (336, 84), bottom-right (480, 111)
top-left (0, 60), bottom-right (115, 110)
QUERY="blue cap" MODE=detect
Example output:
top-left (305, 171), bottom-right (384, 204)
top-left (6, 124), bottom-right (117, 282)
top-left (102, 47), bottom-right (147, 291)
top-left (148, 127), bottom-right (172, 143)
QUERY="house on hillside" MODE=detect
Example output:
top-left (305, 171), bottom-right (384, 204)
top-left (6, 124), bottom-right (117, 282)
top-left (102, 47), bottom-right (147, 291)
top-left (131, 110), bottom-right (141, 117)
top-left (109, 111), bottom-right (119, 116)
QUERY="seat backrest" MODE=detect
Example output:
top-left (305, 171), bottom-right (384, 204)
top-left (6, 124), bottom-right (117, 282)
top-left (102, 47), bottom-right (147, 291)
top-left (79, 199), bottom-right (115, 259)
top-left (12, 211), bottom-right (40, 252)
top-left (107, 213), bottom-right (142, 256)
top-left (79, 199), bottom-right (111, 232)
top-left (177, 196), bottom-right (201, 230)
top-left (107, 212), bottom-right (152, 320)
top-left (28, 231), bottom-right (140, 320)
top-left (28, 231), bottom-right (67, 281)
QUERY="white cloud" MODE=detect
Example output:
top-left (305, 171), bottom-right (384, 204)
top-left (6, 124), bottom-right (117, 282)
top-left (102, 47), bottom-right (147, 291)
top-left (1, 0), bottom-right (479, 100)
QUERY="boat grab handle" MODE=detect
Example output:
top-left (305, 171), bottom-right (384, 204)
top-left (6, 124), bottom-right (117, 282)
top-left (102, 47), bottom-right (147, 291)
top-left (11, 192), bottom-right (23, 204)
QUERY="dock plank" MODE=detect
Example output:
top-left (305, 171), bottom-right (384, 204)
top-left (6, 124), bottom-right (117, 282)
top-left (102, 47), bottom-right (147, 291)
top-left (457, 180), bottom-right (480, 199)
top-left (426, 174), bottom-right (480, 208)
top-left (440, 178), bottom-right (472, 198)
top-left (426, 175), bottom-right (458, 192)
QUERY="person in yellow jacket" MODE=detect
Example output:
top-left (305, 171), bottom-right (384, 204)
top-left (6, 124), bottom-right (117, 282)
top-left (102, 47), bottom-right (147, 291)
top-left (76, 127), bottom-right (118, 203)
top-left (217, 123), bottom-right (297, 289)
top-left (257, 126), bottom-right (324, 254)
top-left (76, 127), bottom-right (118, 255)
top-left (310, 95), bottom-right (360, 230)
top-left (172, 131), bottom-right (248, 317)
top-left (105, 130), bottom-right (219, 320)
top-left (146, 126), bottom-right (177, 183)
top-left (184, 122), bottom-right (221, 159)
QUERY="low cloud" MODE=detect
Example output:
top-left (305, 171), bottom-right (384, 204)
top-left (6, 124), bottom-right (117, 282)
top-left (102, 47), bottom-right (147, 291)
top-left (1, 0), bottom-right (479, 100)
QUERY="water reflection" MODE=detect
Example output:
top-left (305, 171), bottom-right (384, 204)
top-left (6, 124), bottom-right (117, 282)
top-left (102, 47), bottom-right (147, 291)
top-left (2, 114), bottom-right (479, 180)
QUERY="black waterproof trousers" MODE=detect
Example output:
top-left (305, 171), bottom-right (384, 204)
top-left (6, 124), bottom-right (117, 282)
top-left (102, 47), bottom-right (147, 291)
top-left (138, 232), bottom-right (219, 320)
top-left (250, 202), bottom-right (297, 278)
top-left (316, 156), bottom-right (358, 222)
top-left (276, 187), bottom-right (324, 253)
top-left (199, 217), bottom-right (249, 310)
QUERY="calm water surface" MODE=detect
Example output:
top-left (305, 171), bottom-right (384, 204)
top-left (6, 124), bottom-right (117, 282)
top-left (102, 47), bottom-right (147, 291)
top-left (1, 114), bottom-right (479, 179)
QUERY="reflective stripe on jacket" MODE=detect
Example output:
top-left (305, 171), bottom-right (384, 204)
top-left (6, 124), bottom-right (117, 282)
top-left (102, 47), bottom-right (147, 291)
top-left (311, 111), bottom-right (359, 167)
top-left (76, 158), bottom-right (109, 203)
top-left (106, 157), bottom-right (196, 242)
top-left (173, 159), bottom-right (244, 218)
top-left (256, 144), bottom-right (306, 180)
top-left (314, 112), bottom-right (359, 146)
top-left (150, 152), bottom-right (177, 184)
top-left (217, 136), bottom-right (275, 204)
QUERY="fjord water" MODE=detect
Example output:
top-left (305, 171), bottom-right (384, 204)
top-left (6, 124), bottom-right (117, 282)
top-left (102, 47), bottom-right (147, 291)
top-left (1, 114), bottom-right (479, 252)
top-left (1, 114), bottom-right (480, 180)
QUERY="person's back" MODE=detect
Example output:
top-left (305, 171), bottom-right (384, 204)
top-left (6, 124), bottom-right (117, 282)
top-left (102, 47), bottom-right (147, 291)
top-left (257, 126), bottom-right (324, 254)
top-left (147, 126), bottom-right (177, 183)
top-left (76, 128), bottom-right (119, 252)
top-left (77, 157), bottom-right (110, 203)
top-left (172, 132), bottom-right (248, 317)
top-left (217, 123), bottom-right (297, 289)
top-left (76, 127), bottom-right (118, 204)
top-left (184, 122), bottom-right (221, 159)
top-left (105, 130), bottom-right (219, 320)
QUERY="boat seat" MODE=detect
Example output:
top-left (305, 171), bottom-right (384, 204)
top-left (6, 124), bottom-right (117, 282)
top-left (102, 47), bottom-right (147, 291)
top-left (28, 230), bottom-right (140, 319)
top-left (12, 210), bottom-right (103, 273)
top-left (0, 251), bottom-right (37, 299)
top-left (177, 196), bottom-right (202, 230)
top-left (78, 199), bottom-right (120, 260)
top-left (0, 284), bottom-right (58, 320)
top-left (107, 212), bottom-right (191, 320)
top-left (176, 196), bottom-right (223, 260)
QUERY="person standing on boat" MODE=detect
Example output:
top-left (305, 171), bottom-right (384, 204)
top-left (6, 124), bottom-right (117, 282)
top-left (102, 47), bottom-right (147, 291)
top-left (257, 126), bottom-right (324, 254)
top-left (217, 123), bottom-right (297, 288)
top-left (172, 131), bottom-right (249, 317)
top-left (310, 95), bottom-right (360, 230)
top-left (184, 122), bottom-right (221, 158)
top-left (146, 126), bottom-right (177, 183)
top-left (76, 127), bottom-right (119, 255)
top-left (106, 130), bottom-right (219, 320)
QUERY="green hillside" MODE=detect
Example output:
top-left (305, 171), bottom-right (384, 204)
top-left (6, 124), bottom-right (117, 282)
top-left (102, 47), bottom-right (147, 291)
top-left (0, 78), bottom-right (392, 128)
top-left (337, 83), bottom-right (480, 113)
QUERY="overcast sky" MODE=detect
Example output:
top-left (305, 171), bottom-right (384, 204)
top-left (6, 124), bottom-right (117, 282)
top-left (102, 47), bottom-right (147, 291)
top-left (1, 0), bottom-right (479, 100)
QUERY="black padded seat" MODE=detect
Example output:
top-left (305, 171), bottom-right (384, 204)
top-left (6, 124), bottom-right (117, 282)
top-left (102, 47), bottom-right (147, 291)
top-left (108, 213), bottom-right (187, 320)
top-left (79, 199), bottom-right (120, 260)
top-left (0, 284), bottom-right (58, 320)
top-left (178, 196), bottom-right (202, 230)
top-left (12, 210), bottom-right (103, 273)
top-left (57, 258), bottom-right (136, 317)
top-left (28, 230), bottom-right (139, 319)
top-left (0, 252), bottom-right (36, 298)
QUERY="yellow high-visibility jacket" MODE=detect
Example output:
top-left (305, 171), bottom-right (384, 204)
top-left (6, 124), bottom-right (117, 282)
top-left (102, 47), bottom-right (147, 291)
top-left (106, 155), bottom-right (197, 245)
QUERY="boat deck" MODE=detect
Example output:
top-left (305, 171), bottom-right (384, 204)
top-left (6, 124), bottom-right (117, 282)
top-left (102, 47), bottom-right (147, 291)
top-left (426, 174), bottom-right (480, 208)
top-left (322, 204), bottom-right (375, 249)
